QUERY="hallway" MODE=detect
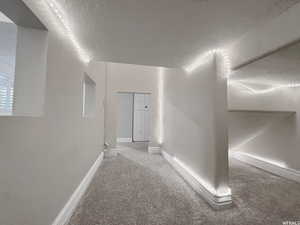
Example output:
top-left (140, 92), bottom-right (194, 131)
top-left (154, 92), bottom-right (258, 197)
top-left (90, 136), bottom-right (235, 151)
top-left (2, 1), bottom-right (300, 224)
top-left (68, 146), bottom-right (300, 225)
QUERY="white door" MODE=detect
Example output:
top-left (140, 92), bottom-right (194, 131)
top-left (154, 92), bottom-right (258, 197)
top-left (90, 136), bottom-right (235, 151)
top-left (117, 93), bottom-right (133, 142)
top-left (133, 93), bottom-right (150, 142)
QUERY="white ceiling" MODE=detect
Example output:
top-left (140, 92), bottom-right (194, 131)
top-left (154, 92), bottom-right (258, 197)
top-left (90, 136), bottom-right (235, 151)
top-left (32, 0), bottom-right (300, 67)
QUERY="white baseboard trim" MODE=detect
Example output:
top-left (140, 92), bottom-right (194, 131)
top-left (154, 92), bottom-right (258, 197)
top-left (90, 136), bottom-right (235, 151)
top-left (52, 151), bottom-right (104, 225)
top-left (104, 148), bottom-right (119, 158)
top-left (117, 138), bottom-right (132, 143)
top-left (148, 146), bottom-right (161, 155)
top-left (232, 151), bottom-right (300, 183)
top-left (162, 151), bottom-right (232, 209)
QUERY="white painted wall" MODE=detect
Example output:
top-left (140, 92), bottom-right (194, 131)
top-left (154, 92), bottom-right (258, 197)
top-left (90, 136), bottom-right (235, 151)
top-left (229, 78), bottom-right (300, 171)
top-left (0, 32), bottom-right (106, 225)
top-left (228, 63), bottom-right (300, 171)
top-left (228, 82), bottom-right (296, 112)
top-left (105, 62), bottom-right (159, 147)
top-left (163, 55), bottom-right (229, 193)
top-left (228, 76), bottom-right (300, 171)
top-left (229, 110), bottom-right (298, 170)
top-left (229, 111), bottom-right (295, 150)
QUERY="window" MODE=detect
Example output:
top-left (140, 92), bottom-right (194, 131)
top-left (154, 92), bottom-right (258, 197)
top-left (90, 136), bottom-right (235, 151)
top-left (0, 11), bottom-right (17, 115)
top-left (0, 6), bottom-right (48, 117)
top-left (83, 74), bottom-right (96, 117)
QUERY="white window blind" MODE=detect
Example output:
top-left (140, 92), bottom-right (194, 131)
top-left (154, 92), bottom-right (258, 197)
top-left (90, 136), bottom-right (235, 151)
top-left (0, 13), bottom-right (17, 116)
top-left (0, 73), bottom-right (14, 115)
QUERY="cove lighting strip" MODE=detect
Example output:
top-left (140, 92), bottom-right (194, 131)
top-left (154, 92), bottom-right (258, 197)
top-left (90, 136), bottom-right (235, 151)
top-left (230, 129), bottom-right (267, 152)
top-left (173, 156), bottom-right (232, 197)
top-left (234, 152), bottom-right (287, 169)
top-left (158, 67), bottom-right (164, 144)
top-left (184, 49), bottom-right (231, 78)
top-left (45, 0), bottom-right (91, 64)
top-left (184, 51), bottom-right (214, 73)
top-left (229, 80), bottom-right (300, 95)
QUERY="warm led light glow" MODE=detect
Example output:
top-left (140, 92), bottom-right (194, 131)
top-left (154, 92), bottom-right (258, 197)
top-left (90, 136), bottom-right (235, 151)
top-left (45, 0), bottom-right (91, 64)
top-left (184, 50), bottom-right (215, 73)
top-left (184, 49), bottom-right (232, 78)
top-left (233, 152), bottom-right (287, 168)
top-left (173, 156), bottom-right (232, 197)
top-left (214, 49), bottom-right (232, 78)
top-left (230, 127), bottom-right (288, 168)
top-left (229, 80), bottom-right (300, 95)
top-left (230, 129), bottom-right (267, 152)
top-left (158, 67), bottom-right (164, 144)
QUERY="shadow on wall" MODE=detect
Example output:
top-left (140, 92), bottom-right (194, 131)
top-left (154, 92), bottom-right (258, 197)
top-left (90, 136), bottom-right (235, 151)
top-left (229, 111), bottom-right (297, 170)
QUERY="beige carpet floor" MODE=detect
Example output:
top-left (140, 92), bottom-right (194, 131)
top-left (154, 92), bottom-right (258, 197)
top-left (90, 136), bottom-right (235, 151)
top-left (68, 146), bottom-right (300, 225)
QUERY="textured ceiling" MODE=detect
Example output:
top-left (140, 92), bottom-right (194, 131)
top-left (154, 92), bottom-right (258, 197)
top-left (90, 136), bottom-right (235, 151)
top-left (30, 0), bottom-right (300, 67)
